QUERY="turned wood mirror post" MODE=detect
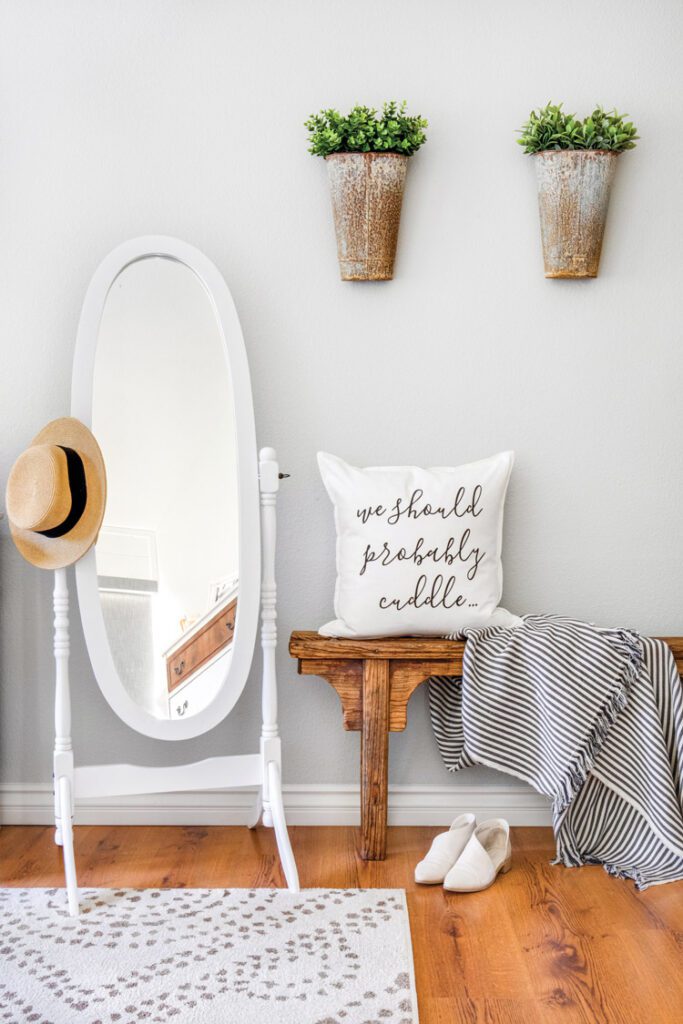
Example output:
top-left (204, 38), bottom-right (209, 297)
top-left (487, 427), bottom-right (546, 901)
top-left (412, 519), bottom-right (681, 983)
top-left (48, 236), bottom-right (300, 915)
top-left (52, 568), bottom-right (79, 917)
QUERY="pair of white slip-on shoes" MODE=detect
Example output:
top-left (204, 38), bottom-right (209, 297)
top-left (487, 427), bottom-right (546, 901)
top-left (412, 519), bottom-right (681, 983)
top-left (414, 814), bottom-right (512, 892)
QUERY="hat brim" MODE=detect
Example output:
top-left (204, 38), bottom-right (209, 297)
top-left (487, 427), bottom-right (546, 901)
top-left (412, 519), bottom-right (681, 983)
top-left (9, 417), bottom-right (107, 570)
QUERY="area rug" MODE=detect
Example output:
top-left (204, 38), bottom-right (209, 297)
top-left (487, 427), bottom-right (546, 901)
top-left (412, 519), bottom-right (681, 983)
top-left (0, 887), bottom-right (417, 1024)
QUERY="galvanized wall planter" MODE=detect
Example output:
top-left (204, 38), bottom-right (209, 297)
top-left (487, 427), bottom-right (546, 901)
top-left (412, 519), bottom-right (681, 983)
top-left (534, 150), bottom-right (618, 278)
top-left (325, 152), bottom-right (407, 280)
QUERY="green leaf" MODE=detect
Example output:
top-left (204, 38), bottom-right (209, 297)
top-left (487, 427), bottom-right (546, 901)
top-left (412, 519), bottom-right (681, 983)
top-left (516, 101), bottom-right (638, 153)
top-left (305, 101), bottom-right (428, 157)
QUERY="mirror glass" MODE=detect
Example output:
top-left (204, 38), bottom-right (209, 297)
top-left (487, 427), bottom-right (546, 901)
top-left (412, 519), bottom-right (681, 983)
top-left (92, 256), bottom-right (239, 720)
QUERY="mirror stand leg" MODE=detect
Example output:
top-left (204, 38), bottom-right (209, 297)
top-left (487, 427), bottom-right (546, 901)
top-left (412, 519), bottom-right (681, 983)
top-left (53, 568), bottom-right (79, 915)
top-left (58, 775), bottom-right (79, 917)
top-left (258, 447), bottom-right (299, 879)
top-left (54, 799), bottom-right (63, 846)
top-left (260, 738), bottom-right (274, 828)
top-left (247, 788), bottom-right (263, 829)
top-left (268, 760), bottom-right (300, 892)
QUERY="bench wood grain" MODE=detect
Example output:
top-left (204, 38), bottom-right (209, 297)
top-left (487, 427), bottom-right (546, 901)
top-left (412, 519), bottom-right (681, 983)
top-left (290, 630), bottom-right (683, 860)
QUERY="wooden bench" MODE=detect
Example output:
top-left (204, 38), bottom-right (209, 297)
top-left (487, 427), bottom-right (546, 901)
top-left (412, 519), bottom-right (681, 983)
top-left (289, 631), bottom-right (683, 861)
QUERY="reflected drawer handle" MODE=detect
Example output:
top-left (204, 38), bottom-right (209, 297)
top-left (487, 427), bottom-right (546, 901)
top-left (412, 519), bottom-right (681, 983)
top-left (225, 619), bottom-right (235, 632)
top-left (174, 660), bottom-right (185, 676)
top-left (176, 699), bottom-right (189, 717)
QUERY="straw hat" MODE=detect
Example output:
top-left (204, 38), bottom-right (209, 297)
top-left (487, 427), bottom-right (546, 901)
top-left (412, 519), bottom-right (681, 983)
top-left (5, 417), bottom-right (107, 570)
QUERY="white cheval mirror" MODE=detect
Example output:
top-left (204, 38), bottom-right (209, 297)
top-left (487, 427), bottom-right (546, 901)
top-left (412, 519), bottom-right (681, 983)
top-left (51, 236), bottom-right (298, 915)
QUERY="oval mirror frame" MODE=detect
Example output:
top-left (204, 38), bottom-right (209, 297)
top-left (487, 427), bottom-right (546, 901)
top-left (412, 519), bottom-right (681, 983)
top-left (72, 236), bottom-right (260, 740)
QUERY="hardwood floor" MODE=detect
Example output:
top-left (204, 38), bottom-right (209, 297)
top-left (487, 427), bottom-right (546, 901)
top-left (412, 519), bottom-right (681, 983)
top-left (1, 824), bottom-right (682, 1023)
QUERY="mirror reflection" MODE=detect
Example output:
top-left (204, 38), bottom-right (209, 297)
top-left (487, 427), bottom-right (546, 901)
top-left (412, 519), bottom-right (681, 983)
top-left (92, 257), bottom-right (239, 720)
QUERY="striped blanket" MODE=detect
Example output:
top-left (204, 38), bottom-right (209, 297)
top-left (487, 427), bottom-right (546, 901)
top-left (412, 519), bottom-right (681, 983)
top-left (429, 615), bottom-right (683, 888)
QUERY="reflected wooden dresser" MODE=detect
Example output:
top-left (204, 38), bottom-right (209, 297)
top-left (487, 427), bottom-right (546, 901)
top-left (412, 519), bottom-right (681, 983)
top-left (164, 592), bottom-right (237, 718)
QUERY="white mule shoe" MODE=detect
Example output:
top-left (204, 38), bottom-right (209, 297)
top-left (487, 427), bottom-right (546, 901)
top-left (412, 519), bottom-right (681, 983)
top-left (443, 818), bottom-right (512, 893)
top-left (414, 813), bottom-right (476, 884)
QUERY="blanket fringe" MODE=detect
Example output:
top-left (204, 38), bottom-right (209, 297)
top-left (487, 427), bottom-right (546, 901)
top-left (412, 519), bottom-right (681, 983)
top-left (551, 630), bottom-right (643, 820)
top-left (552, 854), bottom-right (648, 889)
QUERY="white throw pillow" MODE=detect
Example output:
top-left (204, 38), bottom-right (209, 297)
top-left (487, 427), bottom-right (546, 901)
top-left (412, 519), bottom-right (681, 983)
top-left (318, 451), bottom-right (517, 638)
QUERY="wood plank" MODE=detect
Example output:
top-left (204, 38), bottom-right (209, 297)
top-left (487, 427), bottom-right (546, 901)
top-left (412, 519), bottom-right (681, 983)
top-left (659, 636), bottom-right (683, 664)
top-left (298, 657), bottom-right (459, 732)
top-left (290, 630), bottom-right (683, 673)
top-left (504, 830), bottom-right (630, 1022)
top-left (290, 630), bottom-right (466, 664)
top-left (2, 825), bottom-right (683, 1024)
top-left (298, 657), bottom-right (363, 730)
top-left (389, 659), bottom-right (461, 730)
top-left (360, 659), bottom-right (390, 859)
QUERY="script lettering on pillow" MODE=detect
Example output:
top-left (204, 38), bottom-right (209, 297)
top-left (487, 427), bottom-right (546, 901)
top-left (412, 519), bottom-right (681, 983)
top-left (317, 451), bottom-right (516, 638)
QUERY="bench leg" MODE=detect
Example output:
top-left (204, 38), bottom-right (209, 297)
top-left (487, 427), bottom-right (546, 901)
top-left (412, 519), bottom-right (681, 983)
top-left (360, 658), bottom-right (390, 860)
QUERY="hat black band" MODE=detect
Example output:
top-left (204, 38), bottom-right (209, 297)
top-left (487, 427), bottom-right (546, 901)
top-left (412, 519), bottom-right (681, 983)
top-left (36, 446), bottom-right (88, 538)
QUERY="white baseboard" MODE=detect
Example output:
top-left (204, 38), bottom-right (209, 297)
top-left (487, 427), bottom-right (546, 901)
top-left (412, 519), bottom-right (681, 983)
top-left (0, 782), bottom-right (552, 827)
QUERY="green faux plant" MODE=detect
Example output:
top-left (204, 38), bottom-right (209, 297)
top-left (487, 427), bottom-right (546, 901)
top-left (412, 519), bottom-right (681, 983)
top-left (517, 102), bottom-right (639, 154)
top-left (305, 101), bottom-right (428, 158)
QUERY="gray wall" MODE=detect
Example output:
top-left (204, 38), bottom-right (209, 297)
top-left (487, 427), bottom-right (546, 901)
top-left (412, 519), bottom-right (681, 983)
top-left (1, 0), bottom-right (681, 790)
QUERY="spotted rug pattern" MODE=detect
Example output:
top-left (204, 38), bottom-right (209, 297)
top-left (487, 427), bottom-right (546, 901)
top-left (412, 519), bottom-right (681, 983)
top-left (0, 887), bottom-right (417, 1024)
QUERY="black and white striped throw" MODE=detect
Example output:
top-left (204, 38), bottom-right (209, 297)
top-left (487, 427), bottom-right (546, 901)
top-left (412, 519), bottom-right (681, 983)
top-left (429, 615), bottom-right (683, 889)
